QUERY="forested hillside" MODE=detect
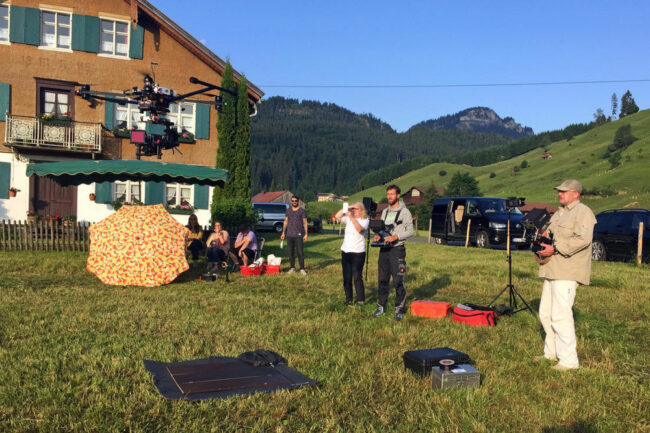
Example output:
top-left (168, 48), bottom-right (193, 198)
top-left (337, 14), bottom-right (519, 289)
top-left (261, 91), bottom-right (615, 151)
top-left (251, 97), bottom-right (512, 200)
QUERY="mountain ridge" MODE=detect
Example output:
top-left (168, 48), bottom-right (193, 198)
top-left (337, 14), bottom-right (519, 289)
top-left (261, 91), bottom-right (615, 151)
top-left (410, 107), bottom-right (534, 139)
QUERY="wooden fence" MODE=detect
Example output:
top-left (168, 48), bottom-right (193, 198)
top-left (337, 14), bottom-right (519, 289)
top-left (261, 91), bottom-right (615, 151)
top-left (0, 220), bottom-right (91, 251)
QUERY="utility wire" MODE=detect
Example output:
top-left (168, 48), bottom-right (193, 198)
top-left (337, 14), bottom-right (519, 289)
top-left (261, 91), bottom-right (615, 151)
top-left (259, 79), bottom-right (650, 89)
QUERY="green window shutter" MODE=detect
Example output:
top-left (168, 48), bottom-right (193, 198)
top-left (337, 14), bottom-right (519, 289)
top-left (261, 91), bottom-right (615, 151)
top-left (9, 6), bottom-right (40, 46)
top-left (95, 182), bottom-right (112, 204)
top-left (145, 181), bottom-right (164, 205)
top-left (0, 83), bottom-right (10, 122)
top-left (194, 184), bottom-right (209, 209)
top-left (129, 24), bottom-right (144, 59)
top-left (104, 101), bottom-right (114, 130)
top-left (195, 104), bottom-right (210, 139)
top-left (145, 123), bottom-right (165, 135)
top-left (71, 14), bottom-right (99, 53)
top-left (0, 162), bottom-right (10, 199)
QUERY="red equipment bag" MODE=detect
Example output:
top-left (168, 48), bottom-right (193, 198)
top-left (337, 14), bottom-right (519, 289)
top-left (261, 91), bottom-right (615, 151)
top-left (452, 305), bottom-right (498, 327)
top-left (410, 300), bottom-right (452, 318)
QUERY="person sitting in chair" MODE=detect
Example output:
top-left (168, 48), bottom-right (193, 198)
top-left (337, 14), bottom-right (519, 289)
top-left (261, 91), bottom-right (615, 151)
top-left (185, 214), bottom-right (204, 261)
top-left (205, 221), bottom-right (234, 273)
top-left (233, 224), bottom-right (258, 266)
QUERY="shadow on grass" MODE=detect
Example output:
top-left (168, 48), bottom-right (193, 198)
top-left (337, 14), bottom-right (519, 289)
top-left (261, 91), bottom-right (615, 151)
top-left (541, 420), bottom-right (599, 433)
top-left (410, 274), bottom-right (451, 299)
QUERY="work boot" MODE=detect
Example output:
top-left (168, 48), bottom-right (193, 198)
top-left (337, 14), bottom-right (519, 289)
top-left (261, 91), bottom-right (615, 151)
top-left (287, 268), bottom-right (296, 274)
top-left (372, 307), bottom-right (384, 317)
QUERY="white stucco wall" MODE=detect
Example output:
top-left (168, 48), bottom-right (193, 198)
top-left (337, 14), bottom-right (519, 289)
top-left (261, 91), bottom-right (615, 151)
top-left (0, 153), bottom-right (30, 221)
top-left (0, 153), bottom-right (215, 226)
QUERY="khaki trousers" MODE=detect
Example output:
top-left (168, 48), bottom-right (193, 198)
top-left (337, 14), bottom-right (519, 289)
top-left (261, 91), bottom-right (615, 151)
top-left (539, 279), bottom-right (579, 368)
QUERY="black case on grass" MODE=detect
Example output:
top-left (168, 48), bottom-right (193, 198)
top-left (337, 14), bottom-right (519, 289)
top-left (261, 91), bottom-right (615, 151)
top-left (403, 347), bottom-right (470, 377)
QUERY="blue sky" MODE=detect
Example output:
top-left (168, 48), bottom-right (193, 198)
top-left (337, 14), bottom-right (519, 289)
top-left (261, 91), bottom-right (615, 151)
top-left (151, 0), bottom-right (650, 133)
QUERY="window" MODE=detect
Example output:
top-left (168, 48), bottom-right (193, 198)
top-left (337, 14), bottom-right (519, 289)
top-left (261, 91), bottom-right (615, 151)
top-left (165, 183), bottom-right (192, 207)
top-left (115, 103), bottom-right (195, 134)
top-left (114, 181), bottom-right (142, 203)
top-left (0, 5), bottom-right (8, 42)
top-left (99, 19), bottom-right (129, 57)
top-left (41, 10), bottom-right (71, 49)
top-left (42, 90), bottom-right (69, 115)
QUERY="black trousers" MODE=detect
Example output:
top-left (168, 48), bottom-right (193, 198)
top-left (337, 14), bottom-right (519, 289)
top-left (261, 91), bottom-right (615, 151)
top-left (287, 236), bottom-right (305, 269)
top-left (341, 252), bottom-right (366, 302)
top-left (377, 245), bottom-right (407, 314)
top-left (207, 247), bottom-right (226, 263)
top-left (187, 239), bottom-right (203, 260)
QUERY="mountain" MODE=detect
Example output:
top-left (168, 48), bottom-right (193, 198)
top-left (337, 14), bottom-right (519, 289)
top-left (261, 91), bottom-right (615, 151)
top-left (351, 110), bottom-right (650, 213)
top-left (251, 97), bottom-right (512, 201)
top-left (411, 107), bottom-right (534, 139)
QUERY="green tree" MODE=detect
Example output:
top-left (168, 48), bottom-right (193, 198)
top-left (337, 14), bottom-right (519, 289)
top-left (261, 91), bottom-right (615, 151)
top-left (446, 172), bottom-right (481, 196)
top-left (439, 170), bottom-right (447, 176)
top-left (212, 61), bottom-right (237, 202)
top-left (620, 90), bottom-right (639, 117)
top-left (489, 172), bottom-right (496, 178)
top-left (608, 151), bottom-right (622, 169)
top-left (520, 160), bottom-right (528, 169)
top-left (233, 76), bottom-right (252, 200)
top-left (413, 182), bottom-right (441, 229)
top-left (611, 93), bottom-right (618, 119)
top-left (593, 108), bottom-right (607, 125)
top-left (608, 124), bottom-right (638, 152)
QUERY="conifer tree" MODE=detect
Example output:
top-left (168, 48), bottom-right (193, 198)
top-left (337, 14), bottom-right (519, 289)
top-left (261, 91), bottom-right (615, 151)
top-left (620, 90), bottom-right (639, 118)
top-left (212, 61), bottom-right (237, 203)
top-left (233, 77), bottom-right (252, 200)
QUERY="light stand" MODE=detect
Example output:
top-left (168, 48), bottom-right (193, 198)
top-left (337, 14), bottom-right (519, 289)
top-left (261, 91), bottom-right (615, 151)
top-left (488, 207), bottom-right (534, 316)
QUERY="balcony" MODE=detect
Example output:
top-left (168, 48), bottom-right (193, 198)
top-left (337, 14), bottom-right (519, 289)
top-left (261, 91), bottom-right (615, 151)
top-left (4, 114), bottom-right (102, 155)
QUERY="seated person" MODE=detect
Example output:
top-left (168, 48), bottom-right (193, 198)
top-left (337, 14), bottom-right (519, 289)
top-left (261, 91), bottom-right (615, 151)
top-left (205, 221), bottom-right (234, 272)
top-left (233, 224), bottom-right (258, 266)
top-left (185, 214), bottom-right (204, 260)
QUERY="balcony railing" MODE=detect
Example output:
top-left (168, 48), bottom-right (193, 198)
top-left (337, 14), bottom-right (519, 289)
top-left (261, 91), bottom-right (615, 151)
top-left (4, 114), bottom-right (102, 154)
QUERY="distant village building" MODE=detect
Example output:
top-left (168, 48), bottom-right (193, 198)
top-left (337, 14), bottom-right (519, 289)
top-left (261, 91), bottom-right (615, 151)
top-left (519, 202), bottom-right (558, 216)
top-left (251, 191), bottom-right (303, 207)
top-left (542, 152), bottom-right (553, 159)
top-left (317, 193), bottom-right (337, 202)
top-left (402, 186), bottom-right (446, 205)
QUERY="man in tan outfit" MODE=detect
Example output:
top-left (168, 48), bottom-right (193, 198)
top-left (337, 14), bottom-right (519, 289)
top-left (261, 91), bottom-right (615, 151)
top-left (535, 179), bottom-right (596, 371)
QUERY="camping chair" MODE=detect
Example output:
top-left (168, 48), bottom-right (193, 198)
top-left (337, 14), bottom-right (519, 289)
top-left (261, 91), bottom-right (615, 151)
top-left (254, 237), bottom-right (265, 262)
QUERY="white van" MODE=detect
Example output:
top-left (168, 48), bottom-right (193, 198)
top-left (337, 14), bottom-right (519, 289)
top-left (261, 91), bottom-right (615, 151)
top-left (252, 202), bottom-right (290, 232)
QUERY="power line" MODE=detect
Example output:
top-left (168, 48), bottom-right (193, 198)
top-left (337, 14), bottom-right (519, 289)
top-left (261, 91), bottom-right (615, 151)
top-left (259, 79), bottom-right (650, 89)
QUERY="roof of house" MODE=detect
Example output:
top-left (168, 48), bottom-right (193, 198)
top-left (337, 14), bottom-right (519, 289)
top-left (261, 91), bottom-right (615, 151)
top-left (135, 0), bottom-right (264, 102)
top-left (251, 191), bottom-right (288, 202)
top-left (520, 202), bottom-right (558, 214)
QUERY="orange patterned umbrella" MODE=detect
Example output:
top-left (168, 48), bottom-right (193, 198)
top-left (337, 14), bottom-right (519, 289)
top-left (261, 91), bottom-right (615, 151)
top-left (87, 204), bottom-right (190, 287)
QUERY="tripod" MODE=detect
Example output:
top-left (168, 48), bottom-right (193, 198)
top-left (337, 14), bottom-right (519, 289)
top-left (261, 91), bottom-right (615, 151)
top-left (488, 208), bottom-right (534, 316)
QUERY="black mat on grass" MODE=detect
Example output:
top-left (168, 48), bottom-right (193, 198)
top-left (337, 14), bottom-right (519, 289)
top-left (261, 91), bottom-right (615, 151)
top-left (143, 356), bottom-right (318, 400)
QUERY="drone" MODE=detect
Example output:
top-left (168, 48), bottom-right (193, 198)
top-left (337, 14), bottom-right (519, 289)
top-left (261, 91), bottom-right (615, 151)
top-left (76, 73), bottom-right (237, 159)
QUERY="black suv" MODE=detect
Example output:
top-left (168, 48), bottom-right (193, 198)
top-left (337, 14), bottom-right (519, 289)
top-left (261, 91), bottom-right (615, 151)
top-left (430, 197), bottom-right (531, 248)
top-left (592, 209), bottom-right (649, 262)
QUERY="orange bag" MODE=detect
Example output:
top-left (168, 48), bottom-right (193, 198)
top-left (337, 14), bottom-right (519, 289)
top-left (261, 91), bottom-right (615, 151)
top-left (410, 301), bottom-right (452, 318)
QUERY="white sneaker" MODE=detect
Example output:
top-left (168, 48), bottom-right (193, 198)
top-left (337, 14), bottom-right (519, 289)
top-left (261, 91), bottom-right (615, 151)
top-left (287, 268), bottom-right (296, 274)
top-left (299, 269), bottom-right (307, 276)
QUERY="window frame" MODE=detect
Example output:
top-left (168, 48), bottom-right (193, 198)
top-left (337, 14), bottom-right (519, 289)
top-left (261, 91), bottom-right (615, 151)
top-left (39, 8), bottom-right (72, 52)
top-left (35, 78), bottom-right (75, 118)
top-left (165, 183), bottom-right (193, 207)
top-left (0, 4), bottom-right (9, 45)
top-left (113, 180), bottom-right (143, 204)
top-left (98, 16), bottom-right (130, 59)
top-left (115, 102), bottom-right (196, 134)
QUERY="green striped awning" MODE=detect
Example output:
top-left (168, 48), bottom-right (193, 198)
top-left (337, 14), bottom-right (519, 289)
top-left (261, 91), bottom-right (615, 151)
top-left (26, 160), bottom-right (229, 187)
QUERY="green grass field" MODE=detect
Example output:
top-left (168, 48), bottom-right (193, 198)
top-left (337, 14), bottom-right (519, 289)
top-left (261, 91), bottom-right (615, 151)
top-left (350, 110), bottom-right (650, 213)
top-left (1, 234), bottom-right (648, 432)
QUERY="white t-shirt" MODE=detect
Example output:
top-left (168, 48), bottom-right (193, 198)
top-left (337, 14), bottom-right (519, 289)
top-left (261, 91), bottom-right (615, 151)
top-left (340, 216), bottom-right (369, 253)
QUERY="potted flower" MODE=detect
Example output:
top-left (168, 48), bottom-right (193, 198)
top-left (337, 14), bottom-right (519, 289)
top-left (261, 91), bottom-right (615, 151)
top-left (165, 204), bottom-right (195, 215)
top-left (62, 215), bottom-right (76, 227)
top-left (47, 214), bottom-right (62, 226)
top-left (178, 131), bottom-right (195, 144)
top-left (26, 210), bottom-right (40, 222)
top-left (89, 193), bottom-right (96, 201)
top-left (112, 126), bottom-right (132, 138)
top-left (39, 113), bottom-right (72, 127)
top-left (8, 187), bottom-right (19, 197)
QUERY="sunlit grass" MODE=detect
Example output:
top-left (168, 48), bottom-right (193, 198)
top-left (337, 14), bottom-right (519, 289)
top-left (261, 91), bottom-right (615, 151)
top-left (0, 234), bottom-right (648, 432)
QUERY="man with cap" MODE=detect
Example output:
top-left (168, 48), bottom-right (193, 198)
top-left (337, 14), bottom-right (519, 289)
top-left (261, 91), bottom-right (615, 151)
top-left (534, 179), bottom-right (596, 371)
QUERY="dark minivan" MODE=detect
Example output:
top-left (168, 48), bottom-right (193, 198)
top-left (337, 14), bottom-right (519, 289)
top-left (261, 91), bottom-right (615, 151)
top-left (430, 197), bottom-right (530, 248)
top-left (592, 209), bottom-right (649, 262)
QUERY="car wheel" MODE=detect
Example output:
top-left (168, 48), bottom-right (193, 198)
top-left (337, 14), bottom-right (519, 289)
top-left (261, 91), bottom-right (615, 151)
top-left (592, 240), bottom-right (606, 261)
top-left (476, 231), bottom-right (490, 249)
top-left (274, 223), bottom-right (283, 233)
